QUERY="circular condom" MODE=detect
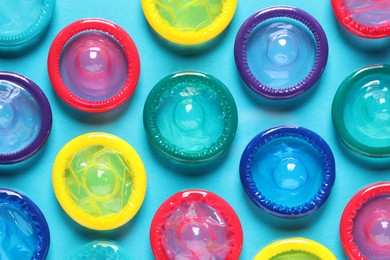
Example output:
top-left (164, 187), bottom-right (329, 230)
top-left (48, 18), bottom-right (140, 113)
top-left (52, 132), bottom-right (147, 230)
top-left (254, 237), bottom-right (336, 259)
top-left (141, 0), bottom-right (237, 46)
top-left (331, 0), bottom-right (390, 39)
top-left (0, 188), bottom-right (50, 259)
top-left (240, 126), bottom-right (335, 218)
top-left (0, 0), bottom-right (55, 54)
top-left (65, 241), bottom-right (134, 260)
top-left (340, 182), bottom-right (390, 260)
top-left (0, 71), bottom-right (52, 164)
top-left (150, 189), bottom-right (243, 259)
top-left (234, 6), bottom-right (328, 100)
top-left (332, 64), bottom-right (390, 158)
top-left (143, 71), bottom-right (238, 164)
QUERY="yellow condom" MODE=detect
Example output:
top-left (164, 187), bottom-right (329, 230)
top-left (254, 238), bottom-right (336, 260)
top-left (52, 132), bottom-right (147, 230)
top-left (141, 0), bottom-right (237, 45)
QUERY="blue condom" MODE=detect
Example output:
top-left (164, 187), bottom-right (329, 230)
top-left (0, 188), bottom-right (50, 259)
top-left (240, 126), bottom-right (335, 218)
top-left (65, 241), bottom-right (134, 260)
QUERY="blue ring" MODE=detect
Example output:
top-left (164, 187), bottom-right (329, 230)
top-left (240, 125), bottom-right (335, 218)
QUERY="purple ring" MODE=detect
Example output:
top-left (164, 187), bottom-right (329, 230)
top-left (234, 6), bottom-right (329, 100)
top-left (0, 71), bottom-right (52, 164)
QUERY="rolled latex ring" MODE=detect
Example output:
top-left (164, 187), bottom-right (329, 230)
top-left (340, 182), bottom-right (390, 259)
top-left (52, 132), bottom-right (147, 230)
top-left (331, 0), bottom-right (390, 39)
top-left (332, 64), bottom-right (390, 158)
top-left (0, 0), bottom-right (55, 54)
top-left (254, 237), bottom-right (336, 259)
top-left (48, 18), bottom-right (140, 113)
top-left (65, 241), bottom-right (134, 260)
top-left (240, 125), bottom-right (335, 218)
top-left (234, 6), bottom-right (328, 100)
top-left (0, 71), bottom-right (52, 164)
top-left (141, 0), bottom-right (237, 46)
top-left (150, 189), bottom-right (243, 259)
top-left (0, 188), bottom-right (50, 259)
top-left (143, 71), bottom-right (238, 164)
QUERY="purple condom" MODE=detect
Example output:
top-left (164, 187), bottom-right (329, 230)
top-left (0, 71), bottom-right (52, 164)
top-left (234, 6), bottom-right (328, 100)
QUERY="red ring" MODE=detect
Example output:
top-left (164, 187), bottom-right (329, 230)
top-left (48, 18), bottom-right (140, 113)
top-left (340, 182), bottom-right (390, 260)
top-left (331, 0), bottom-right (390, 39)
top-left (150, 189), bottom-right (243, 260)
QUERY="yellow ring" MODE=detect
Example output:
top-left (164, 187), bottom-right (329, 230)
top-left (52, 132), bottom-right (147, 230)
top-left (254, 238), bottom-right (336, 260)
top-left (141, 0), bottom-right (237, 45)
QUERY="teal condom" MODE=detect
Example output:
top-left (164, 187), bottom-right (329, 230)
top-left (332, 64), bottom-right (390, 158)
top-left (65, 241), bottom-right (134, 260)
top-left (143, 71), bottom-right (238, 164)
top-left (0, 0), bottom-right (55, 54)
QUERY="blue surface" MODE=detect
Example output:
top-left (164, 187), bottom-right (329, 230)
top-left (0, 0), bottom-right (390, 259)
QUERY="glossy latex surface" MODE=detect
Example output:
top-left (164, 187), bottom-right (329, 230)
top-left (65, 145), bottom-right (133, 217)
top-left (252, 137), bottom-right (323, 207)
top-left (60, 31), bottom-right (128, 102)
top-left (353, 195), bottom-right (390, 259)
top-left (156, 0), bottom-right (223, 32)
top-left (343, 0), bottom-right (390, 27)
top-left (65, 241), bottom-right (134, 260)
top-left (271, 250), bottom-right (320, 260)
top-left (247, 18), bottom-right (316, 90)
top-left (0, 79), bottom-right (41, 155)
top-left (344, 74), bottom-right (390, 149)
top-left (161, 201), bottom-right (230, 259)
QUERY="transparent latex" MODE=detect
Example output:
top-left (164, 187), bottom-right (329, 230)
top-left (65, 145), bottom-right (133, 217)
top-left (344, 74), bottom-right (390, 149)
top-left (252, 138), bottom-right (323, 207)
top-left (353, 195), bottom-right (390, 260)
top-left (246, 18), bottom-right (316, 90)
top-left (60, 31), bottom-right (128, 101)
top-left (343, 0), bottom-right (390, 26)
top-left (0, 204), bottom-right (39, 260)
top-left (0, 0), bottom-right (41, 37)
top-left (0, 80), bottom-right (41, 155)
top-left (271, 250), bottom-right (321, 260)
top-left (161, 201), bottom-right (231, 260)
top-left (65, 241), bottom-right (134, 260)
top-left (156, 81), bottom-right (225, 153)
top-left (156, 0), bottom-right (223, 31)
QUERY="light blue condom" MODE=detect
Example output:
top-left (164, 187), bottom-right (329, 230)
top-left (65, 241), bottom-right (134, 260)
top-left (0, 0), bottom-right (55, 54)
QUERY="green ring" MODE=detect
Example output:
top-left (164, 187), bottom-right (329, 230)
top-left (332, 64), bottom-right (390, 157)
top-left (143, 71), bottom-right (238, 164)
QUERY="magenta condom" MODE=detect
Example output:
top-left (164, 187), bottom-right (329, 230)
top-left (48, 18), bottom-right (140, 113)
top-left (340, 182), bottom-right (390, 260)
top-left (331, 0), bottom-right (390, 38)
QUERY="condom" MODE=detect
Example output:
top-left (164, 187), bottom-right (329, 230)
top-left (65, 241), bottom-right (134, 260)
top-left (143, 71), bottom-right (238, 164)
top-left (52, 132), bottom-right (147, 230)
top-left (332, 64), bottom-right (390, 158)
top-left (48, 18), bottom-right (140, 112)
top-left (340, 182), bottom-right (390, 260)
top-left (331, 0), bottom-right (390, 38)
top-left (234, 6), bottom-right (328, 100)
top-left (141, 0), bottom-right (237, 46)
top-left (0, 0), bottom-right (55, 54)
top-left (150, 189), bottom-right (243, 259)
top-left (0, 71), bottom-right (52, 164)
top-left (0, 188), bottom-right (50, 259)
top-left (240, 126), bottom-right (335, 218)
top-left (254, 237), bottom-right (336, 260)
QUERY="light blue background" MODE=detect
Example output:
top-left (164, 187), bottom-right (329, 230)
top-left (1, 0), bottom-right (390, 259)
